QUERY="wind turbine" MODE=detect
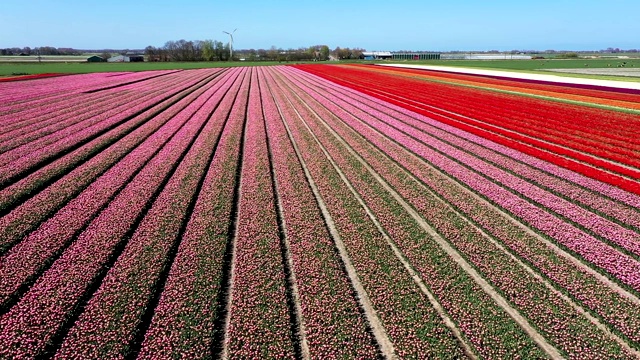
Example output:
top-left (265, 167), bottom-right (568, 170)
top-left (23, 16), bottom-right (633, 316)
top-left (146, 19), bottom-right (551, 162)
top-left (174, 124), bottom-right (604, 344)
top-left (223, 28), bottom-right (237, 60)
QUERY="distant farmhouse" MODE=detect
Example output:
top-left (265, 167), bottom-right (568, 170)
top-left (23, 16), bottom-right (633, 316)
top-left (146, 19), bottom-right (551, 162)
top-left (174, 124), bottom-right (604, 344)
top-left (107, 53), bottom-right (144, 62)
top-left (86, 55), bottom-right (106, 62)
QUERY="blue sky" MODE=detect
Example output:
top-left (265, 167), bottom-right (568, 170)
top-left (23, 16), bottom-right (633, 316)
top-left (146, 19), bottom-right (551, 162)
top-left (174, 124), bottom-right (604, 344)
top-left (2, 0), bottom-right (638, 51)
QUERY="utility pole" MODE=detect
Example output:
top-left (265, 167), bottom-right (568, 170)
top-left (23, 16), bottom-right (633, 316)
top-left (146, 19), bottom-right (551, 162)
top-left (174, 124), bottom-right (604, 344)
top-left (223, 28), bottom-right (237, 61)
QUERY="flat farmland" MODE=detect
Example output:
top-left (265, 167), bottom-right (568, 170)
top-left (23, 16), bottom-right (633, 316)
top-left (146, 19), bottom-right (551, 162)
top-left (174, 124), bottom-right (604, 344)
top-left (1, 65), bottom-right (640, 359)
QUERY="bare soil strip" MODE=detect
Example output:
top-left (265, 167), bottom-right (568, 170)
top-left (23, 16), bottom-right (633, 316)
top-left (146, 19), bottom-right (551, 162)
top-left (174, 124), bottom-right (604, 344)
top-left (263, 82), bottom-right (311, 359)
top-left (218, 102), bottom-right (248, 360)
top-left (277, 90), bottom-right (397, 359)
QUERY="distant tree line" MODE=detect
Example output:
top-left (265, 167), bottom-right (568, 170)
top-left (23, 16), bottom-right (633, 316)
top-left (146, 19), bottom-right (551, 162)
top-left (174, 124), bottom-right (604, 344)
top-left (0, 46), bottom-right (83, 56)
top-left (4, 45), bottom-right (640, 59)
top-left (143, 39), bottom-right (365, 62)
top-left (0, 42), bottom-right (364, 62)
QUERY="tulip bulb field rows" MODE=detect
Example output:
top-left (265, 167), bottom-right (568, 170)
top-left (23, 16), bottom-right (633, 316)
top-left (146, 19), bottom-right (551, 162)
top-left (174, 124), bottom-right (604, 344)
top-left (0, 64), bottom-right (639, 359)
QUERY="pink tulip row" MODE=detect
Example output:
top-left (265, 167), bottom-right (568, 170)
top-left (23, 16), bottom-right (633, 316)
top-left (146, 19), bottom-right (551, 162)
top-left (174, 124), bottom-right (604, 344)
top-left (0, 73), bottom-right (176, 135)
top-left (136, 68), bottom-right (249, 359)
top-left (0, 71), bottom-right (171, 127)
top-left (0, 89), bottom-right (154, 164)
top-left (0, 89), bottom-right (160, 155)
top-left (0, 68), bottom-right (234, 358)
top-left (365, 108), bottom-right (640, 289)
top-left (0, 68), bottom-right (234, 256)
top-left (288, 67), bottom-right (640, 290)
top-left (52, 69), bottom-right (242, 360)
top-left (0, 92), bottom-right (126, 140)
top-left (224, 69), bottom-right (296, 358)
top-left (0, 72), bottom-right (122, 106)
top-left (79, 70), bottom-right (182, 93)
top-left (278, 70), bottom-right (552, 358)
top-left (0, 70), bottom-right (192, 148)
top-left (0, 71), bottom-right (175, 116)
top-left (0, 70), bottom-right (216, 183)
top-left (0, 68), bottom-right (228, 205)
top-left (0, 86), bottom-right (169, 215)
top-left (285, 67), bottom-right (640, 348)
top-left (259, 67), bottom-right (382, 358)
top-left (0, 69), bottom-right (225, 194)
top-left (0, 68), bottom-right (242, 315)
top-left (268, 68), bottom-right (543, 358)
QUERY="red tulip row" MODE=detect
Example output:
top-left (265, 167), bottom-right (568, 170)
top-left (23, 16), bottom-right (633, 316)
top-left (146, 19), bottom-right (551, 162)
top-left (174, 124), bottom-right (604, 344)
top-left (269, 67), bottom-right (545, 358)
top-left (286, 66), bottom-right (640, 349)
top-left (0, 70), bottom-right (240, 359)
top-left (223, 69), bottom-right (296, 358)
top-left (51, 68), bottom-right (244, 360)
top-left (135, 69), bottom-right (248, 359)
top-left (280, 68), bottom-right (636, 358)
top-left (260, 67), bottom-right (385, 358)
top-left (366, 64), bottom-right (640, 105)
top-left (403, 68), bottom-right (640, 149)
top-left (296, 65), bottom-right (640, 195)
top-left (305, 65), bottom-right (640, 148)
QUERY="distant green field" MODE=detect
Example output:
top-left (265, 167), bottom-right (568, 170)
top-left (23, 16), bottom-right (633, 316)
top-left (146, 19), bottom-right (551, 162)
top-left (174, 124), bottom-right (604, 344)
top-left (3, 58), bottom-right (640, 83)
top-left (0, 61), bottom-right (297, 76)
top-left (389, 58), bottom-right (640, 71)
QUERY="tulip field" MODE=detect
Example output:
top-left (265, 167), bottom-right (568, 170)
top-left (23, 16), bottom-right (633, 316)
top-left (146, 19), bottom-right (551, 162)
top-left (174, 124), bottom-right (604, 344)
top-left (1, 64), bottom-right (640, 359)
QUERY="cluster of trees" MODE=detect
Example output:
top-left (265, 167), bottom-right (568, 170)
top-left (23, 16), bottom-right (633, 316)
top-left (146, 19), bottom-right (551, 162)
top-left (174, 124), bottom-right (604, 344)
top-left (145, 40), bottom-right (231, 62)
top-left (143, 39), bottom-right (365, 62)
top-left (236, 45), bottom-right (364, 62)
